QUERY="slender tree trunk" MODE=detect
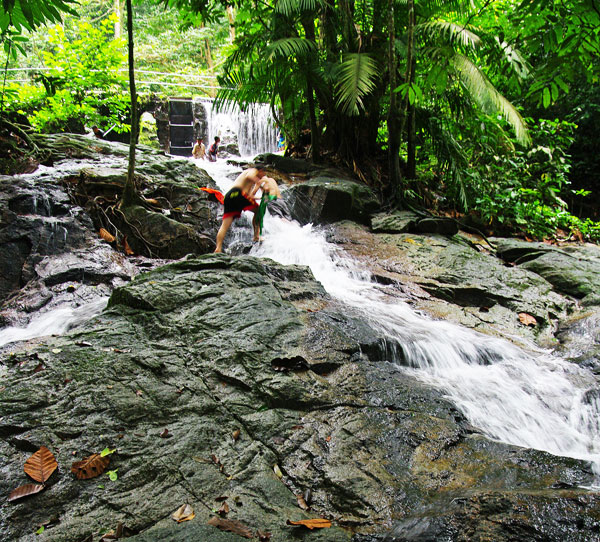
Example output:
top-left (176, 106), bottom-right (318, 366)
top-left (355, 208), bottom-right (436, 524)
top-left (399, 0), bottom-right (415, 139)
top-left (114, 0), bottom-right (124, 39)
top-left (407, 101), bottom-right (416, 178)
top-left (200, 23), bottom-right (213, 69)
top-left (301, 15), bottom-right (320, 163)
top-left (387, 0), bottom-right (401, 192)
top-left (226, 6), bottom-right (235, 42)
top-left (122, 0), bottom-right (138, 207)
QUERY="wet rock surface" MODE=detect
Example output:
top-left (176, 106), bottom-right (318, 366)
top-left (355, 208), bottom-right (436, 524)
top-left (2, 146), bottom-right (600, 541)
top-left (0, 134), bottom-right (221, 329)
top-left (329, 222), bottom-right (578, 348)
top-left (1, 255), bottom-right (598, 542)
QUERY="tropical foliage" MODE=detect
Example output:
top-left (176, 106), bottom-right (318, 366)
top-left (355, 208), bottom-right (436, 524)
top-left (5, 15), bottom-right (130, 133)
top-left (0, 0), bottom-right (599, 241)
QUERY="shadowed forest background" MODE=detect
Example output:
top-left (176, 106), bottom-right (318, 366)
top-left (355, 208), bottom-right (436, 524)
top-left (1, 0), bottom-right (600, 241)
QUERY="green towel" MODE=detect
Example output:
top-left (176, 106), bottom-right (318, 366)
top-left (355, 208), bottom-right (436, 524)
top-left (257, 193), bottom-right (277, 234)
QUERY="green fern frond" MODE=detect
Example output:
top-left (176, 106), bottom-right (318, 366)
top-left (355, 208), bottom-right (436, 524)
top-left (452, 53), bottom-right (531, 146)
top-left (418, 21), bottom-right (481, 49)
top-left (274, 0), bottom-right (322, 16)
top-left (334, 53), bottom-right (379, 116)
top-left (265, 37), bottom-right (316, 59)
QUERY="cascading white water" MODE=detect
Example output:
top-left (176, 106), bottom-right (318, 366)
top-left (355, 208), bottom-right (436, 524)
top-left (0, 298), bottom-right (108, 349)
top-left (198, 98), bottom-right (279, 156)
top-left (200, 159), bottom-right (600, 481)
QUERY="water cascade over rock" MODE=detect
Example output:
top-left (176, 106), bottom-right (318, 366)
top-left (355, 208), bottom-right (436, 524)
top-left (0, 135), bottom-right (599, 541)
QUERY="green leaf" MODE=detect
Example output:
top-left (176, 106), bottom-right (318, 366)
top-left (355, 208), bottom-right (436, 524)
top-left (334, 53), bottom-right (379, 116)
top-left (542, 87), bottom-right (551, 108)
top-left (100, 447), bottom-right (116, 458)
top-left (107, 469), bottom-right (118, 482)
top-left (35, 526), bottom-right (45, 535)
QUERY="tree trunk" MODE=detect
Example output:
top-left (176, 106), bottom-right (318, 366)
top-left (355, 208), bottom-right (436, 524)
top-left (387, 0), bottom-right (401, 193)
top-left (398, 0), bottom-right (415, 139)
top-left (301, 15), bottom-right (320, 163)
top-left (200, 23), bottom-right (213, 70)
top-left (114, 0), bottom-right (124, 39)
top-left (122, 0), bottom-right (138, 207)
top-left (226, 6), bottom-right (235, 42)
top-left (407, 101), bottom-right (416, 179)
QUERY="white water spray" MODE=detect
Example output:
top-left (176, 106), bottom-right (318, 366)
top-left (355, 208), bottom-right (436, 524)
top-left (200, 159), bottom-right (600, 479)
top-left (0, 298), bottom-right (108, 349)
top-left (198, 98), bottom-right (278, 156)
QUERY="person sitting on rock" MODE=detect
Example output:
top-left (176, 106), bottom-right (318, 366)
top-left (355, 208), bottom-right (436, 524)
top-left (214, 164), bottom-right (267, 253)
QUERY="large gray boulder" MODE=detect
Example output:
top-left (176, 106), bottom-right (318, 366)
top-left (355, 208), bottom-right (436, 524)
top-left (494, 238), bottom-right (600, 305)
top-left (287, 176), bottom-right (380, 226)
top-left (1, 255), bottom-right (598, 541)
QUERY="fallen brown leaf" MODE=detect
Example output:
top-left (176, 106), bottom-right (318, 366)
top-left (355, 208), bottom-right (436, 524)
top-left (296, 494), bottom-right (310, 511)
top-left (257, 530), bottom-right (272, 541)
top-left (71, 453), bottom-right (110, 479)
top-left (287, 518), bottom-right (332, 530)
top-left (24, 446), bottom-right (58, 483)
top-left (123, 236), bottom-right (134, 255)
top-left (172, 503), bottom-right (195, 523)
top-left (218, 501), bottom-right (230, 516)
top-left (8, 483), bottom-right (44, 502)
top-left (208, 517), bottom-right (252, 539)
top-left (518, 312), bottom-right (537, 327)
top-left (99, 228), bottom-right (116, 243)
top-left (232, 429), bottom-right (240, 442)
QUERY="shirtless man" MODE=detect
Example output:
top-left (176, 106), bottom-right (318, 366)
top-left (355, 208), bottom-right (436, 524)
top-left (214, 165), bottom-right (267, 253)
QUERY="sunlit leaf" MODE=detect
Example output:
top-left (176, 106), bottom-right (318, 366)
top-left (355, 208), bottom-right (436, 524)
top-left (172, 503), bottom-right (195, 523)
top-left (287, 518), bottom-right (332, 529)
top-left (24, 446), bottom-right (58, 483)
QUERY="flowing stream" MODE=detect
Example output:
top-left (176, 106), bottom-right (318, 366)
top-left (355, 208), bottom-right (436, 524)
top-left (201, 158), bottom-right (600, 481)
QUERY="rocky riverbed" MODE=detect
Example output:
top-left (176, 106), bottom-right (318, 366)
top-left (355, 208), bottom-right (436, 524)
top-left (1, 137), bottom-right (599, 541)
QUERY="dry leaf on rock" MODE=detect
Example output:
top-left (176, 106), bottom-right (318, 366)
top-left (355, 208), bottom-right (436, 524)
top-left (171, 504), bottom-right (195, 523)
top-left (518, 312), bottom-right (537, 327)
top-left (123, 237), bottom-right (134, 255)
top-left (99, 228), bottom-right (116, 243)
top-left (8, 483), bottom-right (45, 502)
top-left (287, 518), bottom-right (332, 530)
top-left (218, 501), bottom-right (230, 516)
top-left (207, 517), bottom-right (253, 539)
top-left (296, 494), bottom-right (310, 511)
top-left (24, 446), bottom-right (58, 483)
top-left (232, 429), bottom-right (240, 442)
top-left (71, 453), bottom-right (110, 479)
top-left (257, 530), bottom-right (272, 541)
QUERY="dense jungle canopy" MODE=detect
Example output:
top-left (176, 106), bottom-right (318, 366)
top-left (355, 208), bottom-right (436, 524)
top-left (1, 0), bottom-right (600, 241)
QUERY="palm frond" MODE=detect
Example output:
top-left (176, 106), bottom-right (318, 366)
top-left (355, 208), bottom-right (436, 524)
top-left (451, 53), bottom-right (531, 146)
top-left (274, 0), bottom-right (322, 16)
top-left (414, 0), bottom-right (474, 18)
top-left (417, 21), bottom-right (481, 49)
top-left (495, 37), bottom-right (530, 79)
top-left (334, 53), bottom-right (379, 116)
top-left (265, 37), bottom-right (316, 60)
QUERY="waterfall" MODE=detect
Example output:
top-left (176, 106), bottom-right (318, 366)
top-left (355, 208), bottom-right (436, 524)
top-left (197, 98), bottom-right (279, 157)
top-left (0, 298), bottom-right (108, 348)
top-left (200, 159), bottom-right (600, 481)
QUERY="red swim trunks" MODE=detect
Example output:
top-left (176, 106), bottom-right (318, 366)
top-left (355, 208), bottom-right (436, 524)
top-left (222, 187), bottom-right (258, 219)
